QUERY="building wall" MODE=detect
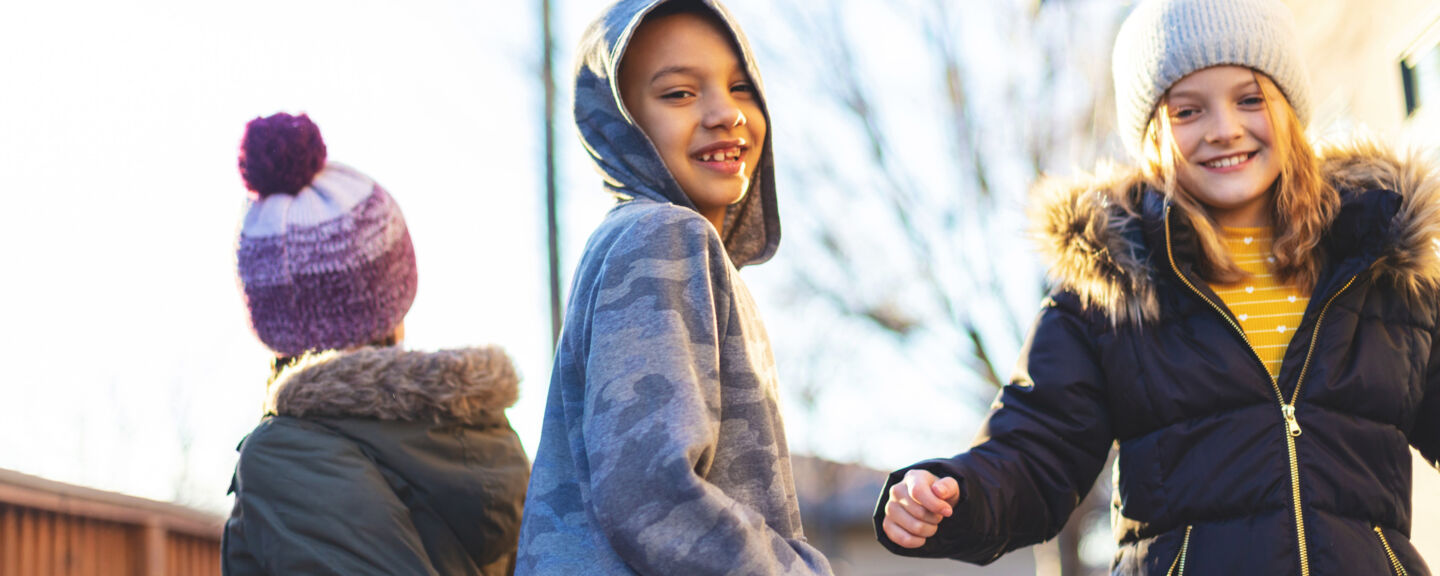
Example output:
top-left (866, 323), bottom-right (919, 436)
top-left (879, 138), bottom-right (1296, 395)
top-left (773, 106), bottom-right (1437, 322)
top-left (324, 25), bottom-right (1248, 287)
top-left (1287, 0), bottom-right (1440, 145)
top-left (1286, 0), bottom-right (1440, 568)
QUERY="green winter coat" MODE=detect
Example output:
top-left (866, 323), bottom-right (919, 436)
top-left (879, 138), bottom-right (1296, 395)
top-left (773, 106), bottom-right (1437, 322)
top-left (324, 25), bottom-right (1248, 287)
top-left (222, 346), bottom-right (530, 576)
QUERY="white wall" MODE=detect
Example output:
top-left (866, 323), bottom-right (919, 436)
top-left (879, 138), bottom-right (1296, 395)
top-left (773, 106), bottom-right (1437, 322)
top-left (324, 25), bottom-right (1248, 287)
top-left (1287, 0), bottom-right (1440, 563)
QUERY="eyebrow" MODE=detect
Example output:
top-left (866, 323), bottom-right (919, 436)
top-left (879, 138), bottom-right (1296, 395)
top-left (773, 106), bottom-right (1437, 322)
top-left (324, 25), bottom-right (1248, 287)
top-left (649, 65), bottom-right (701, 85)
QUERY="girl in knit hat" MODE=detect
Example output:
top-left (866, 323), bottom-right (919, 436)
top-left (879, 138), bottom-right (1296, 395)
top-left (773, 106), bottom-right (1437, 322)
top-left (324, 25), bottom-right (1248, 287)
top-left (222, 112), bottom-right (530, 576)
top-left (874, 0), bottom-right (1440, 573)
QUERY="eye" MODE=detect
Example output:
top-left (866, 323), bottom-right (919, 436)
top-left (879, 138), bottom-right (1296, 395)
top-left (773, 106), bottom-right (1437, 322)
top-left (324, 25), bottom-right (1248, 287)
top-left (731, 82), bottom-right (755, 94)
top-left (1170, 107), bottom-right (1199, 121)
top-left (660, 90), bottom-right (695, 100)
top-left (1239, 95), bottom-right (1265, 107)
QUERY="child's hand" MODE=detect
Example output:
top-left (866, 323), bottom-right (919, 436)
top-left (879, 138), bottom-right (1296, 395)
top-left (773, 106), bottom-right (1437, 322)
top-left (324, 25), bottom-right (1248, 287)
top-left (881, 469), bottom-right (961, 549)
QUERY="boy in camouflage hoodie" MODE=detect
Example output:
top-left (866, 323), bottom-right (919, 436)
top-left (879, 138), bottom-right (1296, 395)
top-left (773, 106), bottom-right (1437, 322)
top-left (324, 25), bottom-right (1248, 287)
top-left (516, 1), bottom-right (832, 574)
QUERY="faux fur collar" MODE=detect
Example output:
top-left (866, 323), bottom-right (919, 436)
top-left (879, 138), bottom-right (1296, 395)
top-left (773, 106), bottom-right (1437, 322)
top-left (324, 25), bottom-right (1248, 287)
top-left (1032, 140), bottom-right (1440, 325)
top-left (268, 346), bottom-right (520, 426)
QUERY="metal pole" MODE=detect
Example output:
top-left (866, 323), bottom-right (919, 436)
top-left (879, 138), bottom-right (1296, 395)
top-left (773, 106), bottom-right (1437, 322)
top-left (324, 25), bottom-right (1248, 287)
top-left (542, 0), bottom-right (563, 351)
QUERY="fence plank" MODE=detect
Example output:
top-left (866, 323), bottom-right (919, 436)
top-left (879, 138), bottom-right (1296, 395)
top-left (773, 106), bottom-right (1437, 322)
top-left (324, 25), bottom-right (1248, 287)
top-left (20, 508), bottom-right (37, 576)
top-left (2, 505), bottom-right (19, 576)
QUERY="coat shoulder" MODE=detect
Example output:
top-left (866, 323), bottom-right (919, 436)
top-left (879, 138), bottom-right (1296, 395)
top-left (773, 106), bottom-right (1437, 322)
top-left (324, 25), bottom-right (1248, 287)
top-left (1319, 139), bottom-right (1440, 305)
top-left (1030, 163), bottom-right (1159, 325)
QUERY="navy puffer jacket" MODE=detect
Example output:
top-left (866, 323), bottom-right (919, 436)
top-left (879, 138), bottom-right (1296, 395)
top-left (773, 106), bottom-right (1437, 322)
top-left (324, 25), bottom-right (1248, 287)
top-left (874, 141), bottom-right (1440, 575)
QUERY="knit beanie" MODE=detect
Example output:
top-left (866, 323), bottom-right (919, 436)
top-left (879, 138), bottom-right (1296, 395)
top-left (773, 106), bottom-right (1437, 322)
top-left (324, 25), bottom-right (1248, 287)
top-left (1112, 0), bottom-right (1311, 160)
top-left (235, 113), bottom-right (418, 357)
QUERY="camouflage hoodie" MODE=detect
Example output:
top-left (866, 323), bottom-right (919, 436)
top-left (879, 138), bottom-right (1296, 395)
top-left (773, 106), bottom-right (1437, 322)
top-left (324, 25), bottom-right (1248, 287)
top-left (516, 1), bottom-right (831, 574)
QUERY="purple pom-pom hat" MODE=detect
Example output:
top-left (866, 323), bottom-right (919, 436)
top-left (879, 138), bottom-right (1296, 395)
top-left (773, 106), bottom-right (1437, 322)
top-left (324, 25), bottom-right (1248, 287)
top-left (235, 114), bottom-right (417, 357)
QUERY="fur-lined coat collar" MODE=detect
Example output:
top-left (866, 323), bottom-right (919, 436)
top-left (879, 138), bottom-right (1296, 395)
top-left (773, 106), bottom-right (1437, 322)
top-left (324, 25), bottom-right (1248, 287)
top-left (1032, 140), bottom-right (1440, 324)
top-left (268, 346), bottom-right (519, 426)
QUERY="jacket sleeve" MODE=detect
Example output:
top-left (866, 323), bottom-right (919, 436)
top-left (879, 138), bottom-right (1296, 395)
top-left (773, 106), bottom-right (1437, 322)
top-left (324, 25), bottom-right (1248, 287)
top-left (580, 212), bottom-right (832, 576)
top-left (223, 418), bottom-right (440, 576)
top-left (1409, 313), bottom-right (1440, 468)
top-left (873, 293), bottom-right (1114, 564)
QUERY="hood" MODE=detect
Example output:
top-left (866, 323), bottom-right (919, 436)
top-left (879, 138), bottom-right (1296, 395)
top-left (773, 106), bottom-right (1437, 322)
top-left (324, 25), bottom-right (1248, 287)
top-left (269, 346), bottom-right (519, 426)
top-left (1032, 140), bottom-right (1440, 324)
top-left (573, 0), bottom-right (779, 267)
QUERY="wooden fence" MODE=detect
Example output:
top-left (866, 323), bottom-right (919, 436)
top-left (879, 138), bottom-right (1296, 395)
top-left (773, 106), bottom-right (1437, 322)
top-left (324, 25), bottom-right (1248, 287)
top-left (0, 468), bottom-right (222, 576)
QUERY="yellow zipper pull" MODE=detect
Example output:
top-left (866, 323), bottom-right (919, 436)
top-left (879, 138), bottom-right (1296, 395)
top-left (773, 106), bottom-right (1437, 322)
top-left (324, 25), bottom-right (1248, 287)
top-left (1282, 404), bottom-right (1302, 437)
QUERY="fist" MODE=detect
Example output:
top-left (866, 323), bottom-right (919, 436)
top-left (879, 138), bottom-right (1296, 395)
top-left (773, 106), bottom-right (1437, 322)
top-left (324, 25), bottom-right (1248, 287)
top-left (881, 469), bottom-right (961, 549)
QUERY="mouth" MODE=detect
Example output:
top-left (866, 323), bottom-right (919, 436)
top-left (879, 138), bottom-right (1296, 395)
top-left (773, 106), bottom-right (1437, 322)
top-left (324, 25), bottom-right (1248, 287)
top-left (688, 143), bottom-right (748, 175)
top-left (693, 146), bottom-right (745, 163)
top-left (1200, 151), bottom-right (1258, 170)
top-left (690, 141), bottom-right (750, 175)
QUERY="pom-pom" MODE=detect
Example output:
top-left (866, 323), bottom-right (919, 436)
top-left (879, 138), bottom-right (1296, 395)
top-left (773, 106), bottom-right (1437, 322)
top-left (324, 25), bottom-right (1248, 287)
top-left (239, 113), bottom-right (327, 197)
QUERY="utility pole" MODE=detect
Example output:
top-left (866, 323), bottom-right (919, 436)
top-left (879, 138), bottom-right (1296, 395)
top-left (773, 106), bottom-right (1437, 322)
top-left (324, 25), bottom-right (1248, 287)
top-left (542, 0), bottom-right (562, 351)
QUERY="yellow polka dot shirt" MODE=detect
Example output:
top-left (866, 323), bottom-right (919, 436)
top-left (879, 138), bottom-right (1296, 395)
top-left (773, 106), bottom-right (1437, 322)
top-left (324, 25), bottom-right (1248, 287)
top-left (1207, 226), bottom-right (1310, 379)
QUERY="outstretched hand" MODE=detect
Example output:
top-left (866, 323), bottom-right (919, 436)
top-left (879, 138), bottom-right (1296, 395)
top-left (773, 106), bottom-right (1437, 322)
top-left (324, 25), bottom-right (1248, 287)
top-left (881, 469), bottom-right (961, 549)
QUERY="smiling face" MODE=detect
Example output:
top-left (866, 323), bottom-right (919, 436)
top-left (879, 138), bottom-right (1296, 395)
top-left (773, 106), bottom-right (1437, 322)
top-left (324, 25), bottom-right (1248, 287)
top-left (618, 10), bottom-right (766, 234)
top-left (1161, 65), bottom-right (1286, 228)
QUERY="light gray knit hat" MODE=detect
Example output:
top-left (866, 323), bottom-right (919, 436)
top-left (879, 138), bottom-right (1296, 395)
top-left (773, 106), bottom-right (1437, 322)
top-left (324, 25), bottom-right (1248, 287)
top-left (1112, 0), bottom-right (1311, 160)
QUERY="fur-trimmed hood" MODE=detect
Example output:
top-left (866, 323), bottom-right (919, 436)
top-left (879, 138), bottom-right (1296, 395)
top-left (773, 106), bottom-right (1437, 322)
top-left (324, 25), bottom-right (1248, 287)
top-left (268, 345), bottom-right (520, 426)
top-left (1032, 140), bottom-right (1440, 324)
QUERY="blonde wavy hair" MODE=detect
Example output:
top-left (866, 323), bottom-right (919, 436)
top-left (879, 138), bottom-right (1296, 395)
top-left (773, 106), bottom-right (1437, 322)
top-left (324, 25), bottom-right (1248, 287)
top-left (1139, 70), bottom-right (1339, 292)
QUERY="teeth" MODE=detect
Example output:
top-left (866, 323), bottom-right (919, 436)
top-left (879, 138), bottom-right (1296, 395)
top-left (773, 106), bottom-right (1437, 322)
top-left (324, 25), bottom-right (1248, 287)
top-left (1205, 153), bottom-right (1249, 168)
top-left (698, 147), bottom-right (742, 162)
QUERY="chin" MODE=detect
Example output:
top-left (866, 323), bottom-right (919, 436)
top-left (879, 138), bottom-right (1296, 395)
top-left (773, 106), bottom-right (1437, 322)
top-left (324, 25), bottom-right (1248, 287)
top-left (695, 184), bottom-right (748, 208)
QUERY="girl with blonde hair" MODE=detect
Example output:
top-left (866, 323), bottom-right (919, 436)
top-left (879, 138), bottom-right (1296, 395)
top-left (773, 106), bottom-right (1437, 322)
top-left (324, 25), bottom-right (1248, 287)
top-left (875, 0), bottom-right (1440, 573)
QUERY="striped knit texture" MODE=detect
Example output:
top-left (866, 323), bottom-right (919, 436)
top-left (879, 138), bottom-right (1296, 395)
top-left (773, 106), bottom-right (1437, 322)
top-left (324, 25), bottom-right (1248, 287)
top-left (237, 163), bottom-right (417, 357)
top-left (1111, 0), bottom-right (1310, 160)
top-left (1208, 226), bottom-right (1309, 378)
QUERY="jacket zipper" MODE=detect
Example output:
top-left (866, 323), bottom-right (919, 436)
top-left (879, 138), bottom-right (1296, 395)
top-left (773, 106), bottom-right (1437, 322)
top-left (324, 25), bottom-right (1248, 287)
top-left (1374, 526), bottom-right (1410, 576)
top-left (1166, 525), bottom-right (1193, 576)
top-left (1163, 205), bottom-right (1358, 576)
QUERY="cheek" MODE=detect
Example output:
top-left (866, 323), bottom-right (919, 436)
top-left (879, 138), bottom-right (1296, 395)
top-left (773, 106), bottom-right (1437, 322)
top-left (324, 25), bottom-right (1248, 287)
top-left (646, 116), bottom-right (692, 162)
top-left (1168, 126), bottom-right (1203, 162)
top-left (629, 105), bottom-right (686, 160)
top-left (1251, 120), bottom-right (1276, 147)
top-left (1171, 153), bottom-right (1208, 197)
top-left (745, 103), bottom-right (767, 143)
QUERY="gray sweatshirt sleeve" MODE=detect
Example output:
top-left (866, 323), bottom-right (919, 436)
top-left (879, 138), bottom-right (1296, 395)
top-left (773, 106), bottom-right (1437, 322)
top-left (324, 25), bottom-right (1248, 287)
top-left (580, 211), bottom-right (831, 576)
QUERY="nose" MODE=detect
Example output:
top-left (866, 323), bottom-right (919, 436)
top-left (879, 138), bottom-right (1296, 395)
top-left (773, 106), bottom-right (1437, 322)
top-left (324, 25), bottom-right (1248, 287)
top-left (703, 93), bottom-right (746, 131)
top-left (1205, 106), bottom-right (1244, 145)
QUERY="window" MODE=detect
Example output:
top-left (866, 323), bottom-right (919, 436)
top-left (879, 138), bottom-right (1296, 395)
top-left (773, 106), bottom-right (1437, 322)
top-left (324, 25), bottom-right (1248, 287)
top-left (1402, 19), bottom-right (1440, 118)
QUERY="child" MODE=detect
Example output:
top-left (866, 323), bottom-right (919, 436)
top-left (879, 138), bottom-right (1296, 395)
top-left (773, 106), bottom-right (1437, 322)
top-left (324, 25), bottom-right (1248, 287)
top-left (223, 113), bottom-right (531, 576)
top-left (516, 1), bottom-right (833, 574)
top-left (875, 0), bottom-right (1440, 573)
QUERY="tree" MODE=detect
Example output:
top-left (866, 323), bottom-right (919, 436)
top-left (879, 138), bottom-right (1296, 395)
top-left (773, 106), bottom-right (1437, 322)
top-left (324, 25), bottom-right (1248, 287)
top-left (738, 0), bottom-right (1132, 573)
